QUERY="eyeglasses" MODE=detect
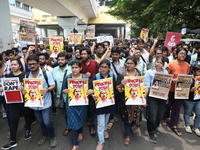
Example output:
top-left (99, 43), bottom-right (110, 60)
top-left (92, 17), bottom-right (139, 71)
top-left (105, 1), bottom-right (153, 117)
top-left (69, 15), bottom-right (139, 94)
top-left (81, 53), bottom-right (88, 56)
top-left (39, 58), bottom-right (45, 60)
top-left (179, 53), bottom-right (186, 55)
top-left (28, 63), bottom-right (37, 67)
top-left (100, 66), bottom-right (109, 69)
top-left (156, 53), bottom-right (163, 55)
top-left (126, 63), bottom-right (135, 65)
top-left (135, 52), bottom-right (141, 54)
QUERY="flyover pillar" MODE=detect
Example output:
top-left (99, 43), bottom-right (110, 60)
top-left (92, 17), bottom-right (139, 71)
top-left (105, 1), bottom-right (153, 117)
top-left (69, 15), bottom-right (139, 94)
top-left (57, 17), bottom-right (78, 38)
top-left (76, 25), bottom-right (87, 36)
top-left (0, 0), bottom-right (14, 52)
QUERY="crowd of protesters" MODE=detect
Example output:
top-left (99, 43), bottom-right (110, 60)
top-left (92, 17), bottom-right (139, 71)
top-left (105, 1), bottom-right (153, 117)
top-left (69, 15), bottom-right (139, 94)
top-left (0, 38), bottom-right (200, 150)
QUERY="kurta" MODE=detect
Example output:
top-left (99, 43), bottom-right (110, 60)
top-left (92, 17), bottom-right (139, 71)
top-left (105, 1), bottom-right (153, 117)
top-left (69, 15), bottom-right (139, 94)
top-left (62, 73), bottom-right (88, 130)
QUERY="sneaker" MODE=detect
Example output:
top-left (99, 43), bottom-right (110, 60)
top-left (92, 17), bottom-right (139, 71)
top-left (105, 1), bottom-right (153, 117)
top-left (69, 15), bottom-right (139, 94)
top-left (185, 126), bottom-right (192, 133)
top-left (24, 130), bottom-right (31, 141)
top-left (2, 141), bottom-right (17, 150)
top-left (104, 131), bottom-right (109, 139)
top-left (50, 137), bottom-right (57, 148)
top-left (37, 137), bottom-right (47, 146)
top-left (149, 133), bottom-right (157, 144)
top-left (192, 128), bottom-right (200, 136)
top-left (2, 112), bottom-right (7, 119)
top-left (96, 143), bottom-right (104, 150)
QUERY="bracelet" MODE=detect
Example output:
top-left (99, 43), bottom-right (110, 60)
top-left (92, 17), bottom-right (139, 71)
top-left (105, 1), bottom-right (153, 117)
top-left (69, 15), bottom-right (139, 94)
top-left (47, 88), bottom-right (50, 92)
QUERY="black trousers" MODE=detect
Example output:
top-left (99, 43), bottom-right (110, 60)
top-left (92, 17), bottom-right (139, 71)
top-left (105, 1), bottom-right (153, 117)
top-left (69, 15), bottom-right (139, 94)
top-left (88, 95), bottom-right (96, 127)
top-left (146, 96), bottom-right (166, 134)
top-left (9, 103), bottom-right (32, 141)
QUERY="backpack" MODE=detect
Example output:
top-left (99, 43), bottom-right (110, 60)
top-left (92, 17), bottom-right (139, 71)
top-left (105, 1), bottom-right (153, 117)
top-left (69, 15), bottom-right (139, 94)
top-left (26, 70), bottom-right (49, 87)
top-left (95, 72), bottom-right (114, 80)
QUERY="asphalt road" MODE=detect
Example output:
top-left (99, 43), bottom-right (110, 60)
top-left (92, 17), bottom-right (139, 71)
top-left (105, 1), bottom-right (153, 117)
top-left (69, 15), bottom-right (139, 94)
top-left (0, 106), bottom-right (200, 150)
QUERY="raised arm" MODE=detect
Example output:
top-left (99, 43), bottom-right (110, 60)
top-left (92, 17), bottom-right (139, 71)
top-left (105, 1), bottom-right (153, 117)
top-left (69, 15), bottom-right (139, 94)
top-left (149, 39), bottom-right (158, 63)
top-left (91, 41), bottom-right (96, 55)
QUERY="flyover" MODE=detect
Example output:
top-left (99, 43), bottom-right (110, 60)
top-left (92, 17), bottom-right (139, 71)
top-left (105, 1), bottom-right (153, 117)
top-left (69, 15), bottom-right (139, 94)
top-left (18, 0), bottom-right (98, 37)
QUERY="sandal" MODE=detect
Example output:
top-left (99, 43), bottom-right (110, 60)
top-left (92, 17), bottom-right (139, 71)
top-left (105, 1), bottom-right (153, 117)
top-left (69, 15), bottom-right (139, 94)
top-left (78, 133), bottom-right (83, 141)
top-left (72, 145), bottom-right (79, 150)
top-left (114, 116), bottom-right (118, 122)
top-left (161, 119), bottom-right (167, 126)
top-left (107, 122), bottom-right (114, 130)
top-left (130, 126), bottom-right (136, 133)
top-left (90, 127), bottom-right (96, 136)
top-left (63, 128), bottom-right (71, 136)
top-left (96, 143), bottom-right (104, 150)
top-left (171, 126), bottom-right (182, 136)
top-left (124, 137), bottom-right (130, 146)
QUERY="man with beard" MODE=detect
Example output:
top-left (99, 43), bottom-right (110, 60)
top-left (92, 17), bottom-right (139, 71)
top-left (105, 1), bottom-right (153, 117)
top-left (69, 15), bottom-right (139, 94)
top-left (52, 52), bottom-right (72, 135)
top-left (80, 47), bottom-right (98, 136)
top-left (132, 47), bottom-right (147, 76)
top-left (25, 55), bottom-right (57, 148)
top-left (136, 38), bottom-right (149, 64)
top-left (91, 43), bottom-right (105, 63)
top-left (74, 47), bottom-right (82, 61)
top-left (38, 53), bottom-right (53, 75)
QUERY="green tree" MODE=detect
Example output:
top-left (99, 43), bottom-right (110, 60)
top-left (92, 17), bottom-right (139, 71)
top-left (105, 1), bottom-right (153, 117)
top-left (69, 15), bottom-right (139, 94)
top-left (104, 0), bottom-right (200, 37)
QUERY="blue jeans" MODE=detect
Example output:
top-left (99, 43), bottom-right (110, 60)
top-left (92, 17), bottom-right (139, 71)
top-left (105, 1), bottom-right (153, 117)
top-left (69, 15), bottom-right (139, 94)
top-left (34, 107), bottom-right (55, 139)
top-left (97, 113), bottom-right (110, 143)
top-left (124, 122), bottom-right (135, 137)
top-left (184, 100), bottom-right (200, 129)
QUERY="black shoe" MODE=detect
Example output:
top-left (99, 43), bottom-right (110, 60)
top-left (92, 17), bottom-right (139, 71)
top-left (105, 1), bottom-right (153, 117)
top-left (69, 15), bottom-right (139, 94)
top-left (24, 130), bottom-right (31, 141)
top-left (2, 141), bottom-right (17, 150)
top-left (149, 133), bottom-right (157, 144)
top-left (155, 129), bottom-right (160, 135)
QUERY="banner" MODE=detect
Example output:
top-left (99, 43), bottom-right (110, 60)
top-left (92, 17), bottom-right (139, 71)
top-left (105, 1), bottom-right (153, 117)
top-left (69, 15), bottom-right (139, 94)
top-left (149, 73), bottom-right (173, 100)
top-left (68, 79), bottom-right (88, 106)
top-left (86, 25), bottom-right (95, 39)
top-left (93, 78), bottom-right (115, 108)
top-left (49, 37), bottom-right (64, 54)
top-left (164, 32), bottom-right (182, 51)
top-left (175, 75), bottom-right (192, 99)
top-left (140, 28), bottom-right (149, 42)
top-left (19, 19), bottom-right (36, 43)
top-left (124, 76), bottom-right (146, 105)
top-left (23, 79), bottom-right (43, 107)
top-left (194, 76), bottom-right (200, 100)
top-left (97, 36), bottom-right (114, 46)
top-left (1, 77), bottom-right (23, 103)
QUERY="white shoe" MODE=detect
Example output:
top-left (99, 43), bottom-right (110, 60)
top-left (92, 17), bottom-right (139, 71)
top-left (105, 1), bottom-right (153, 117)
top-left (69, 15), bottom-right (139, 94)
top-left (192, 128), bottom-right (200, 136)
top-left (185, 126), bottom-right (192, 133)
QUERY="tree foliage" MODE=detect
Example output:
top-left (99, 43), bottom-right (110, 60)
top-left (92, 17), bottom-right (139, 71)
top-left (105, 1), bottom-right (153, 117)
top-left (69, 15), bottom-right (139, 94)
top-left (104, 0), bottom-right (200, 37)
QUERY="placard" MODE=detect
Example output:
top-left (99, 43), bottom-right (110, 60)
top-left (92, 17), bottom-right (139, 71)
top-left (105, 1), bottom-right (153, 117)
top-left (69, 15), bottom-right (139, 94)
top-left (93, 78), bottom-right (115, 108)
top-left (23, 79), bottom-right (43, 107)
top-left (149, 73), bottom-right (173, 100)
top-left (68, 78), bottom-right (88, 106)
top-left (1, 77), bottom-right (23, 103)
top-left (175, 75), bottom-right (192, 99)
top-left (124, 76), bottom-right (146, 105)
top-left (19, 19), bottom-right (36, 43)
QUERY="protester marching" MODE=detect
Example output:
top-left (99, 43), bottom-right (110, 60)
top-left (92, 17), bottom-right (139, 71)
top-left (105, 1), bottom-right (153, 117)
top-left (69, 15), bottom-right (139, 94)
top-left (0, 32), bottom-right (200, 150)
